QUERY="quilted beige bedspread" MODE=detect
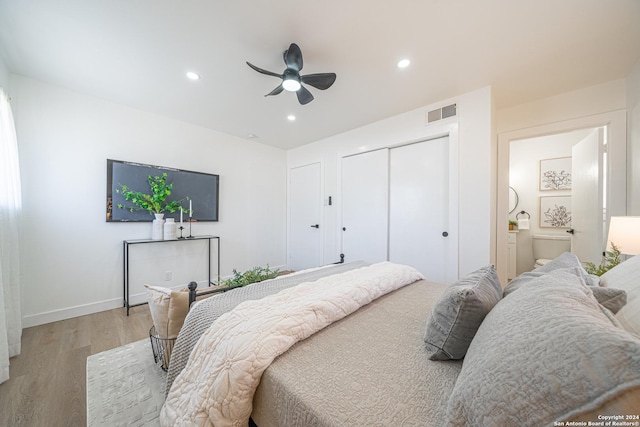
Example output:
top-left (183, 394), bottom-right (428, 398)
top-left (162, 262), bottom-right (426, 427)
top-left (252, 278), bottom-right (462, 427)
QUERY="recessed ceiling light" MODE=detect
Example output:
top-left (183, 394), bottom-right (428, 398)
top-left (186, 71), bottom-right (200, 80)
top-left (287, 115), bottom-right (296, 121)
top-left (397, 59), bottom-right (411, 69)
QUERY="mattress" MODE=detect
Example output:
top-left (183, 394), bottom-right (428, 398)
top-left (251, 279), bottom-right (462, 427)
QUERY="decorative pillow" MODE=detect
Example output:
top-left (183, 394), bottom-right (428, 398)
top-left (504, 253), bottom-right (627, 314)
top-left (504, 252), bottom-right (581, 295)
top-left (446, 269), bottom-right (640, 426)
top-left (535, 251), bottom-right (582, 272)
top-left (503, 266), bottom-right (584, 297)
top-left (423, 265), bottom-right (501, 360)
top-left (145, 284), bottom-right (190, 339)
top-left (590, 286), bottom-right (627, 314)
top-left (600, 254), bottom-right (640, 334)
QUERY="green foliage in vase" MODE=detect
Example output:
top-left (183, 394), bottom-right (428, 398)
top-left (115, 173), bottom-right (189, 215)
top-left (220, 265), bottom-right (280, 288)
top-left (584, 243), bottom-right (622, 276)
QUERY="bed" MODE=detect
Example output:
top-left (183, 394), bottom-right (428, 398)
top-left (149, 254), bottom-right (640, 427)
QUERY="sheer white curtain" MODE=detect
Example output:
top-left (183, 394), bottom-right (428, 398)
top-left (0, 88), bottom-right (22, 384)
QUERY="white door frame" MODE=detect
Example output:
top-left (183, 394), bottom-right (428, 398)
top-left (496, 110), bottom-right (627, 283)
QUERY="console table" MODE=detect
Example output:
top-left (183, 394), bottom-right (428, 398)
top-left (123, 235), bottom-right (220, 315)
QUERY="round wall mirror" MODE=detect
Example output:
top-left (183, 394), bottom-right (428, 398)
top-left (508, 186), bottom-right (519, 214)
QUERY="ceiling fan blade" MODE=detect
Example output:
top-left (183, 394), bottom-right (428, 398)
top-left (265, 84), bottom-right (285, 97)
top-left (296, 85), bottom-right (314, 105)
top-left (284, 43), bottom-right (303, 72)
top-left (246, 61), bottom-right (283, 79)
top-left (301, 73), bottom-right (337, 90)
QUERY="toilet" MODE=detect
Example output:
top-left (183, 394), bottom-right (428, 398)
top-left (532, 234), bottom-right (571, 268)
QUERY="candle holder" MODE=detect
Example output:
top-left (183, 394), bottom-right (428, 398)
top-left (178, 226), bottom-right (185, 239)
top-left (187, 219), bottom-right (194, 239)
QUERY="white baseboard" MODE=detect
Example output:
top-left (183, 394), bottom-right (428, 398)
top-left (21, 265), bottom-right (287, 328)
top-left (22, 298), bottom-right (125, 328)
top-left (21, 282), bottom-right (196, 328)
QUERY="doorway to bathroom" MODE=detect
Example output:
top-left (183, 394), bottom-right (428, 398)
top-left (509, 127), bottom-right (604, 276)
top-left (495, 110), bottom-right (627, 283)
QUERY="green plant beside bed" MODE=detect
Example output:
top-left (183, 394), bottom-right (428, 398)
top-left (220, 265), bottom-right (280, 287)
top-left (584, 243), bottom-right (621, 276)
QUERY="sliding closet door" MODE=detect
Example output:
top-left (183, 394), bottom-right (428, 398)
top-left (341, 149), bottom-right (389, 263)
top-left (389, 137), bottom-right (450, 282)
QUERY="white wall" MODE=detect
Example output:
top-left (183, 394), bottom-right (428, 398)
top-left (0, 54), bottom-right (8, 90)
top-left (11, 76), bottom-right (287, 327)
top-left (628, 59), bottom-right (640, 215)
top-left (287, 86), bottom-right (495, 280)
top-left (498, 80), bottom-right (627, 133)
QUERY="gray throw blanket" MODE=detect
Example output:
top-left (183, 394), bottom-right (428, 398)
top-left (165, 261), bottom-right (370, 394)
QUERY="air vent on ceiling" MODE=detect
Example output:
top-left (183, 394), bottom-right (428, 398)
top-left (427, 103), bottom-right (457, 124)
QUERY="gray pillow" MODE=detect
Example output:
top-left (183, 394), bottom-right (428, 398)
top-left (446, 269), bottom-right (640, 426)
top-left (534, 251), bottom-right (581, 272)
top-left (423, 265), bottom-right (501, 360)
top-left (503, 252), bottom-right (582, 297)
top-left (504, 260), bottom-right (627, 314)
top-left (591, 287), bottom-right (627, 314)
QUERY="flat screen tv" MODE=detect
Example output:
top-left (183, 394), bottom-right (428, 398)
top-left (106, 159), bottom-right (219, 222)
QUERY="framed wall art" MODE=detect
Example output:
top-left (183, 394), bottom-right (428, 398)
top-left (539, 196), bottom-right (572, 228)
top-left (539, 157), bottom-right (572, 191)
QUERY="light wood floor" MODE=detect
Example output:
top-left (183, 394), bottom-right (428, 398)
top-left (0, 305), bottom-right (153, 427)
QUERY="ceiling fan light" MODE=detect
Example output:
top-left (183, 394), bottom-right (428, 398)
top-left (282, 77), bottom-right (301, 92)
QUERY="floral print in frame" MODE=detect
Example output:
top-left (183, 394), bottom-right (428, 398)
top-left (539, 157), bottom-right (572, 191)
top-left (539, 196), bottom-right (572, 228)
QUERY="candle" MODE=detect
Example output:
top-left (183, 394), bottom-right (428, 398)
top-left (189, 200), bottom-right (193, 218)
top-left (180, 208), bottom-right (183, 225)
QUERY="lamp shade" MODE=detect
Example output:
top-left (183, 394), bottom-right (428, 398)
top-left (607, 216), bottom-right (640, 255)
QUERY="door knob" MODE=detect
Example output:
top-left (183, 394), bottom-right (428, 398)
top-left (442, 231), bottom-right (448, 237)
top-left (566, 229), bottom-right (575, 234)
top-left (310, 224), bottom-right (319, 228)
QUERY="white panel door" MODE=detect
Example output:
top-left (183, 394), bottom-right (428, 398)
top-left (341, 149), bottom-right (389, 263)
top-left (571, 128), bottom-right (604, 265)
top-left (289, 163), bottom-right (322, 271)
top-left (389, 137), bottom-right (450, 282)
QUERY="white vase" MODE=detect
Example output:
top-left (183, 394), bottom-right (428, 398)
top-left (163, 218), bottom-right (177, 240)
top-left (152, 213), bottom-right (165, 240)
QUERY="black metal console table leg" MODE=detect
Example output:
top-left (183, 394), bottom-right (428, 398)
top-left (123, 236), bottom-right (220, 316)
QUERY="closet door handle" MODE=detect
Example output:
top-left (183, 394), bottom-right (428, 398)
top-left (311, 224), bottom-right (320, 228)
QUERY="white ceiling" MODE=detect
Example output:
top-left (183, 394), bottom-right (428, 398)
top-left (0, 0), bottom-right (639, 150)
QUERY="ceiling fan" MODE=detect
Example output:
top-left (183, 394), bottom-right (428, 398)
top-left (246, 43), bottom-right (336, 105)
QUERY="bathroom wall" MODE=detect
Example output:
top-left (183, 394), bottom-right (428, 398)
top-left (509, 128), bottom-right (593, 274)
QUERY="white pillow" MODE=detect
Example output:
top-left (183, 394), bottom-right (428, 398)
top-left (145, 284), bottom-right (190, 339)
top-left (599, 254), bottom-right (640, 334)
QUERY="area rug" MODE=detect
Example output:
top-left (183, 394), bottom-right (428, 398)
top-left (86, 339), bottom-right (166, 427)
